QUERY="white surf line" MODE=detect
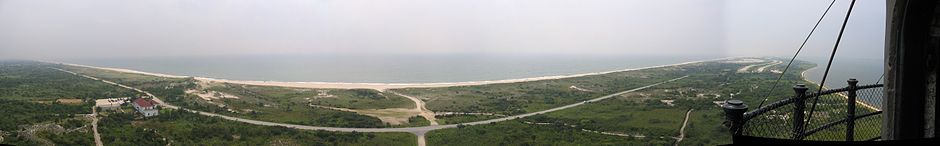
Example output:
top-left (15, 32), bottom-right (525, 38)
top-left (674, 109), bottom-right (693, 146)
top-left (47, 57), bottom-right (739, 91)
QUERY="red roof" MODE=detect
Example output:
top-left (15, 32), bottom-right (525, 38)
top-left (133, 98), bottom-right (156, 108)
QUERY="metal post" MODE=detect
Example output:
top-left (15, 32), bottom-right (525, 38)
top-left (846, 79), bottom-right (859, 141)
top-left (792, 84), bottom-right (809, 140)
top-left (723, 100), bottom-right (748, 139)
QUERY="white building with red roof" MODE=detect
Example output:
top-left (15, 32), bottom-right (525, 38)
top-left (132, 98), bottom-right (160, 117)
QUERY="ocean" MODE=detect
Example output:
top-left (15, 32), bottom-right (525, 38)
top-left (57, 54), bottom-right (725, 83)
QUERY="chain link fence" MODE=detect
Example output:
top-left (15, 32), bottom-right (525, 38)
top-left (731, 82), bottom-right (883, 141)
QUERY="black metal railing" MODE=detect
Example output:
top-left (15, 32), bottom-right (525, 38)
top-left (722, 79), bottom-right (884, 141)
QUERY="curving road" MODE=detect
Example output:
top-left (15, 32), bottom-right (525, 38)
top-left (387, 91), bottom-right (440, 125)
top-left (57, 67), bottom-right (687, 146)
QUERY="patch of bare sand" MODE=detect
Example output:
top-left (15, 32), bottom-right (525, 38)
top-left (185, 89), bottom-right (240, 101)
top-left (311, 105), bottom-right (421, 125)
top-left (56, 98), bottom-right (84, 105)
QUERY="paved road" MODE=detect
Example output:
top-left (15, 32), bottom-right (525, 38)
top-left (58, 67), bottom-right (687, 145)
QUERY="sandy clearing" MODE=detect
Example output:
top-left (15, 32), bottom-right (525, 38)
top-left (387, 91), bottom-right (439, 125)
top-left (723, 58), bottom-right (765, 64)
top-left (755, 60), bottom-right (783, 73)
top-left (736, 64), bottom-right (760, 73)
top-left (186, 89), bottom-right (240, 101)
top-left (311, 105), bottom-right (421, 125)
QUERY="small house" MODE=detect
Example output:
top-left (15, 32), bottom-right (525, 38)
top-left (132, 98), bottom-right (160, 117)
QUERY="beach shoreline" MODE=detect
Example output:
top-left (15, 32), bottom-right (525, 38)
top-left (801, 65), bottom-right (881, 111)
top-left (49, 57), bottom-right (740, 90)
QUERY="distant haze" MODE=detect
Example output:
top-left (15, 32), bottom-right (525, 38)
top-left (1, 0), bottom-right (883, 60)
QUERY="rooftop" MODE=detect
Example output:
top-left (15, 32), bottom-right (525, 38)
top-left (133, 98), bottom-right (156, 108)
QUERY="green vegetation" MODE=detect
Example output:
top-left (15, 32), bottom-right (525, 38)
top-left (425, 58), bottom-right (818, 145)
top-left (390, 116), bottom-right (431, 127)
top-left (391, 64), bottom-right (690, 115)
top-left (436, 114), bottom-right (502, 125)
top-left (0, 99), bottom-right (97, 145)
top-left (0, 61), bottom-right (137, 101)
top-left (99, 108), bottom-right (416, 146)
top-left (0, 61), bottom-right (138, 145)
top-left (427, 120), bottom-right (673, 145)
top-left (0, 99), bottom-right (89, 132)
top-left (534, 103), bottom-right (688, 136)
top-left (680, 110), bottom-right (731, 146)
top-left (208, 84), bottom-right (415, 109)
top-left (61, 65), bottom-right (197, 103)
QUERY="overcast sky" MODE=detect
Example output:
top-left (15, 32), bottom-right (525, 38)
top-left (0, 0), bottom-right (884, 60)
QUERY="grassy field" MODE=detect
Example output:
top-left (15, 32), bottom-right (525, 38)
top-left (206, 83), bottom-right (415, 110)
top-left (427, 120), bottom-right (674, 145)
top-left (435, 114), bottom-right (503, 125)
top-left (0, 61), bottom-right (138, 101)
top-left (99, 108), bottom-right (416, 146)
top-left (389, 116), bottom-right (431, 127)
top-left (536, 102), bottom-right (688, 136)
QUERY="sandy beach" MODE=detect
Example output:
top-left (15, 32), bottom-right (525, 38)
top-left (53, 57), bottom-right (739, 91)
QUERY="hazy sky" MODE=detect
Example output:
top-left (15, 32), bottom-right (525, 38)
top-left (0, 0), bottom-right (884, 60)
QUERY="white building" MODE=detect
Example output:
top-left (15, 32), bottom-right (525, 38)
top-left (132, 98), bottom-right (159, 117)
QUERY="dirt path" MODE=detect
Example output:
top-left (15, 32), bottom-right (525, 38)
top-left (387, 91), bottom-right (439, 125)
top-left (92, 107), bottom-right (103, 146)
top-left (675, 109), bottom-right (693, 146)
